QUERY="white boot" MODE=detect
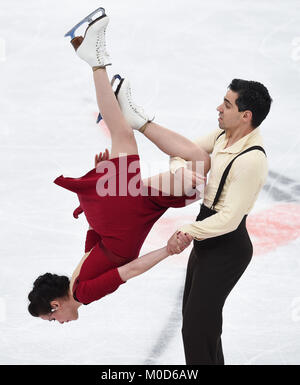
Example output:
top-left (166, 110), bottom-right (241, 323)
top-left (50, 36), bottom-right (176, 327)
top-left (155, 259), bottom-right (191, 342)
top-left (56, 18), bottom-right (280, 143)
top-left (71, 15), bottom-right (111, 67)
top-left (113, 76), bottom-right (154, 132)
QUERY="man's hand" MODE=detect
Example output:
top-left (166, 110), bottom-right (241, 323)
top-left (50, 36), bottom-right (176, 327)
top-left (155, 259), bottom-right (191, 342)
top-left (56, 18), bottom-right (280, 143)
top-left (167, 231), bottom-right (193, 255)
top-left (94, 148), bottom-right (110, 168)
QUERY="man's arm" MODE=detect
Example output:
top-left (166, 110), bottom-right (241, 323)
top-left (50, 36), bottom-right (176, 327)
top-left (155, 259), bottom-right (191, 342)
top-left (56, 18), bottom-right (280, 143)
top-left (175, 152), bottom-right (268, 240)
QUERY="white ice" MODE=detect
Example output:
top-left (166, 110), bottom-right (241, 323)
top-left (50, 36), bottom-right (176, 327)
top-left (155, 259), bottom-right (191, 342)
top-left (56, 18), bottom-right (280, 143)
top-left (0, 0), bottom-right (300, 365)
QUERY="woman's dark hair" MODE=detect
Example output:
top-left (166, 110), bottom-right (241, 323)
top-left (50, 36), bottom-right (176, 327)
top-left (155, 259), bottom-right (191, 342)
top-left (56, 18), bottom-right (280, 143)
top-left (28, 273), bottom-right (70, 317)
top-left (228, 79), bottom-right (272, 128)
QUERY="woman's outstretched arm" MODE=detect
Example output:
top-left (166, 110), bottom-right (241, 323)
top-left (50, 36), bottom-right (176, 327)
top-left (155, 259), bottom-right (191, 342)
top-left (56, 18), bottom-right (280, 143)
top-left (117, 232), bottom-right (193, 282)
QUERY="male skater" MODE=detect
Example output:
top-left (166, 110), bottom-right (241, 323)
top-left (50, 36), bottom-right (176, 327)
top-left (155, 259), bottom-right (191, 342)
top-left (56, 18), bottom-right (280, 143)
top-left (166, 79), bottom-right (272, 364)
top-left (118, 77), bottom-right (271, 364)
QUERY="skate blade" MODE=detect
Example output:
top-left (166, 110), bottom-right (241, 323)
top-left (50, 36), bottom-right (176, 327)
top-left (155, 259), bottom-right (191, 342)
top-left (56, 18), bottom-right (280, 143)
top-left (111, 74), bottom-right (124, 97)
top-left (64, 7), bottom-right (106, 39)
top-left (96, 112), bottom-right (103, 124)
top-left (96, 75), bottom-right (123, 124)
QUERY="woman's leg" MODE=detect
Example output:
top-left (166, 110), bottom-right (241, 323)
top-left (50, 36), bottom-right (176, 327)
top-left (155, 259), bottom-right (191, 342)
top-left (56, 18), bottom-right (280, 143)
top-left (143, 122), bottom-right (210, 175)
top-left (116, 79), bottom-right (210, 172)
top-left (93, 69), bottom-right (204, 198)
top-left (142, 161), bottom-right (204, 198)
top-left (142, 122), bottom-right (198, 158)
top-left (93, 68), bottom-right (138, 159)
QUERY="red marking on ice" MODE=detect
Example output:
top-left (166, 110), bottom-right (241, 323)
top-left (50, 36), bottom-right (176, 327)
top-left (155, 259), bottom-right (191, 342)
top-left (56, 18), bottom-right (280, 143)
top-left (93, 112), bottom-right (111, 138)
top-left (149, 203), bottom-right (300, 262)
top-left (247, 203), bottom-right (300, 255)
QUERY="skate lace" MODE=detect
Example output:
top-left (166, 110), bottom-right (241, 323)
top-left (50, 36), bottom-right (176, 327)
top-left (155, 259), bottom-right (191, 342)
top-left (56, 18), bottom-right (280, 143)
top-left (96, 27), bottom-right (110, 64)
top-left (126, 85), bottom-right (147, 120)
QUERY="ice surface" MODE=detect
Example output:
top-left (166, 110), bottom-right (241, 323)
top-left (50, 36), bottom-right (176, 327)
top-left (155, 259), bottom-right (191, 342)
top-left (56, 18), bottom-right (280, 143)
top-left (0, 0), bottom-right (299, 365)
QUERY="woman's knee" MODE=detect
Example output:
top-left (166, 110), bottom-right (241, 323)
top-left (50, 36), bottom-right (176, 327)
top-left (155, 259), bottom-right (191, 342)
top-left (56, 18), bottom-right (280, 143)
top-left (111, 127), bottom-right (135, 141)
top-left (186, 154), bottom-right (211, 177)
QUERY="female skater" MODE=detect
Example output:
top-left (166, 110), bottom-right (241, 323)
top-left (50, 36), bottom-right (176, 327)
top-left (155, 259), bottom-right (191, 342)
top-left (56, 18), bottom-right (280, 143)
top-left (27, 9), bottom-right (210, 324)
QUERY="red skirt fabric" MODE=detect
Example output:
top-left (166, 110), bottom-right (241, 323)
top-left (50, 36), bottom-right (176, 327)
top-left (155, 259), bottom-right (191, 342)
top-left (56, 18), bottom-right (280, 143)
top-left (54, 155), bottom-right (197, 261)
top-left (54, 155), bottom-right (198, 304)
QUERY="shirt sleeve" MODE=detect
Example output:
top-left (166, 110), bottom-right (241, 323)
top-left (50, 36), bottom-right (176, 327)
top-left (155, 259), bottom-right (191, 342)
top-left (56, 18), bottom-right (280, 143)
top-left (74, 268), bottom-right (126, 305)
top-left (85, 229), bottom-right (102, 253)
top-left (178, 152), bottom-right (268, 240)
top-left (169, 128), bottom-right (224, 174)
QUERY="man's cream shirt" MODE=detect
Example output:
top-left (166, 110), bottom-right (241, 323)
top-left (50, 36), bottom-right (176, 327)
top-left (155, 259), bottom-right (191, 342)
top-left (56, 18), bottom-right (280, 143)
top-left (169, 128), bottom-right (268, 240)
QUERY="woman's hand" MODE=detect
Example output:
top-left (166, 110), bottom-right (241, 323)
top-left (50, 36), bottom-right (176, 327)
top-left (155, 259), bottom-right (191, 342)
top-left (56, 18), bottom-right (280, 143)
top-left (167, 231), bottom-right (193, 255)
top-left (94, 148), bottom-right (110, 168)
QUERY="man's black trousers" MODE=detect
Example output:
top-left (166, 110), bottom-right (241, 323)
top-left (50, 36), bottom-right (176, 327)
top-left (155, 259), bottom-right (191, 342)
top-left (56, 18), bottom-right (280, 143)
top-left (181, 204), bottom-right (253, 365)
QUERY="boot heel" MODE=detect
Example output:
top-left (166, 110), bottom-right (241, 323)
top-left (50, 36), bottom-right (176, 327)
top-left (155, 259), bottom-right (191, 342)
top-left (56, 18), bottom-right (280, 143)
top-left (70, 36), bottom-right (84, 51)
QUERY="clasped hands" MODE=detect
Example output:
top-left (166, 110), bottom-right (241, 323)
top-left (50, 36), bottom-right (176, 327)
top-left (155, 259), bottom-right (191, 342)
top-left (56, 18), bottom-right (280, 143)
top-left (167, 231), bottom-right (194, 255)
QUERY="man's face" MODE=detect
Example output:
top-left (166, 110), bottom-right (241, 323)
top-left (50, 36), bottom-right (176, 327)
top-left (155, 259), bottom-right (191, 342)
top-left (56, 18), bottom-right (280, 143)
top-left (216, 89), bottom-right (250, 131)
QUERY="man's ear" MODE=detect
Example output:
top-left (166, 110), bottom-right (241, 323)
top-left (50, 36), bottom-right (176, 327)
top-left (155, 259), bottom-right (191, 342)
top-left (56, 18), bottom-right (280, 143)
top-left (243, 110), bottom-right (252, 123)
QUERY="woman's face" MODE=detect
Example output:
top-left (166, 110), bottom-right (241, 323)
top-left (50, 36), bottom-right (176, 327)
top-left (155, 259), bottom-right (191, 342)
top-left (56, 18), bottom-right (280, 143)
top-left (40, 296), bottom-right (80, 324)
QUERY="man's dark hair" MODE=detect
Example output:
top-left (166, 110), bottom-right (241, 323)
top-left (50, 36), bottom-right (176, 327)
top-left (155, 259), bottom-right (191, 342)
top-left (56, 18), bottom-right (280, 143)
top-left (228, 79), bottom-right (272, 128)
top-left (28, 273), bottom-right (70, 317)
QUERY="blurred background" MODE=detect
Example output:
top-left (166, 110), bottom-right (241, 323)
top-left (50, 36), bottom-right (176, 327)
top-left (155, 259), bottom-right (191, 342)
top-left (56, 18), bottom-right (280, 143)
top-left (0, 0), bottom-right (299, 364)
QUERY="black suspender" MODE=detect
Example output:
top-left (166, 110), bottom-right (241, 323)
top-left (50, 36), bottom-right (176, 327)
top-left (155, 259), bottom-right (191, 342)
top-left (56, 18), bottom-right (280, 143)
top-left (210, 131), bottom-right (266, 210)
top-left (216, 130), bottom-right (226, 141)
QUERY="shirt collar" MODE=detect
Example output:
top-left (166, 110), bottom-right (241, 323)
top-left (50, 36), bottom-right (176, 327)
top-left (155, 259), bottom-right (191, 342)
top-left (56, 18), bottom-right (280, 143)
top-left (219, 128), bottom-right (261, 154)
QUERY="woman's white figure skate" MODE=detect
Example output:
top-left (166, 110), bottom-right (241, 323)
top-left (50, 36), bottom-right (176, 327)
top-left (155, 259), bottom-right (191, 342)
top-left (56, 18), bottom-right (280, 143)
top-left (64, 7), bottom-right (111, 68)
top-left (97, 74), bottom-right (154, 133)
